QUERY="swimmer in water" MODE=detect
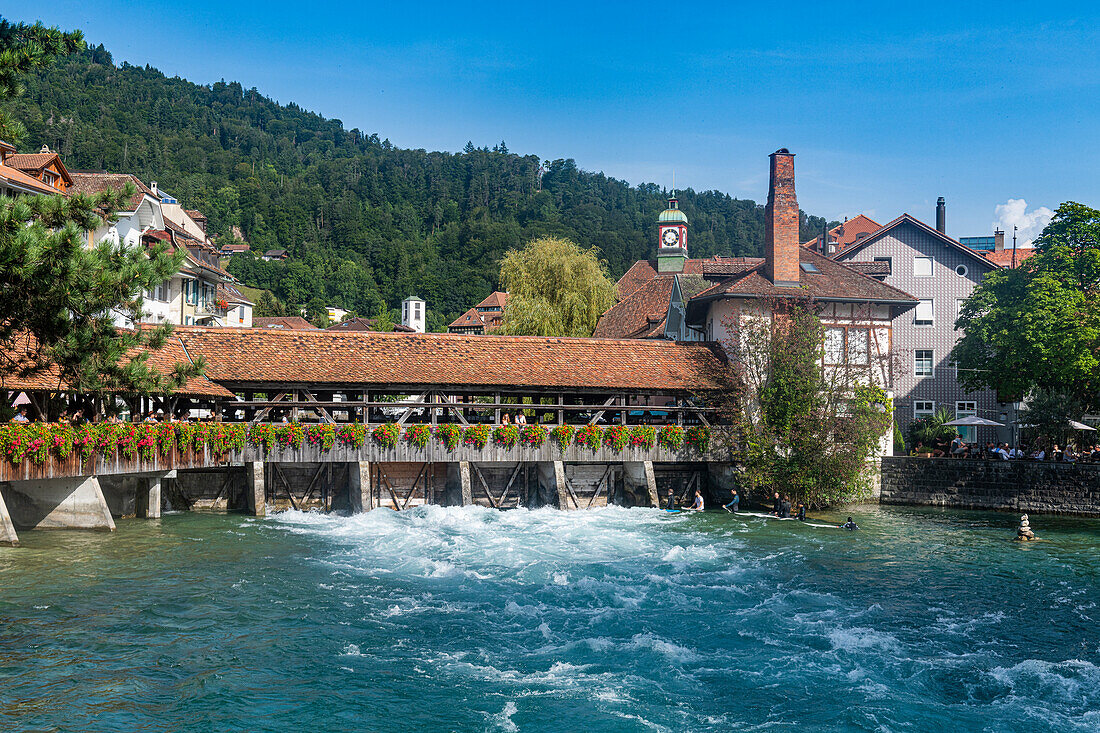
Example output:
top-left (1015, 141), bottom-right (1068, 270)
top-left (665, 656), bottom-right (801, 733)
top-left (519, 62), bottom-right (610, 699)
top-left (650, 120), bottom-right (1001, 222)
top-left (840, 516), bottom-right (859, 531)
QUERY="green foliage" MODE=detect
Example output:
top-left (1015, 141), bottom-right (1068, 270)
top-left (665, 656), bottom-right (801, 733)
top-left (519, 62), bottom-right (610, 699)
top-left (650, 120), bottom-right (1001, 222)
top-left (500, 236), bottom-right (618, 337)
top-left (717, 299), bottom-right (893, 508)
top-left (15, 45), bottom-right (829, 325)
top-left (603, 425), bottom-right (630, 451)
top-left (629, 426), bottom-right (655, 450)
top-left (403, 424), bottom-right (431, 449)
top-left (953, 202), bottom-right (1100, 409)
top-left (371, 423), bottom-right (400, 449)
top-left (685, 426), bottom-right (711, 453)
top-left (906, 408), bottom-right (957, 452)
top-left (551, 425), bottom-right (574, 450)
top-left (657, 425), bottom-right (684, 450)
top-left (574, 424), bottom-right (602, 451)
top-left (519, 424), bottom-right (547, 447)
top-left (1018, 389), bottom-right (1087, 447)
top-left (463, 424), bottom-right (491, 449)
top-left (0, 20), bottom-right (200, 397)
top-left (492, 425), bottom-right (520, 448)
top-left (435, 424), bottom-right (463, 451)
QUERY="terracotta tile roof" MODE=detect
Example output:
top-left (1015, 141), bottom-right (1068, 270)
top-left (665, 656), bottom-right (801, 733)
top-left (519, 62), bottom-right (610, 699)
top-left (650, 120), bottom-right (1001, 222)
top-left (252, 316), bottom-right (317, 330)
top-left (448, 292), bottom-right (510, 331)
top-left (6, 152), bottom-right (57, 171)
top-left (616, 258), bottom-right (724, 298)
top-left (972, 247), bottom-right (1036, 268)
top-left (1, 331), bottom-right (233, 398)
top-left (0, 164), bottom-right (61, 195)
top-left (327, 317), bottom-right (379, 332)
top-left (171, 328), bottom-right (726, 392)
top-left (845, 260), bottom-right (892, 277)
top-left (69, 172), bottom-right (157, 210)
top-left (689, 249), bottom-right (917, 305)
top-left (216, 282), bottom-right (253, 305)
top-left (803, 214), bottom-right (881, 252)
top-left (593, 276), bottom-right (674, 339)
top-left (220, 243), bottom-right (251, 252)
top-left (184, 209), bottom-right (205, 220)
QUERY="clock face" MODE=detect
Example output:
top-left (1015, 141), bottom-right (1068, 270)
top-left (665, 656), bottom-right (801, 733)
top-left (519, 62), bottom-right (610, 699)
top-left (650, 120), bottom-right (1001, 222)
top-left (662, 228), bottom-right (680, 246)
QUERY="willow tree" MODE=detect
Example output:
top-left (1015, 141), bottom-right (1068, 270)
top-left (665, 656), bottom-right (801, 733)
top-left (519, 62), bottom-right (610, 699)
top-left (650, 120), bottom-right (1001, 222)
top-left (499, 236), bottom-right (617, 337)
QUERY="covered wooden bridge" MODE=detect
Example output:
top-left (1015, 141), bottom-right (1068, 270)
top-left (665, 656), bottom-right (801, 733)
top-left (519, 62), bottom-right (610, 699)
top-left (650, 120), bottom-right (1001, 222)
top-left (1, 329), bottom-right (735, 545)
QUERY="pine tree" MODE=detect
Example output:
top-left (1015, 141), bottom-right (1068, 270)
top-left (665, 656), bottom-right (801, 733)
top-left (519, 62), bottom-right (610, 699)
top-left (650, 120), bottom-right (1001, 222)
top-left (0, 16), bottom-right (201, 399)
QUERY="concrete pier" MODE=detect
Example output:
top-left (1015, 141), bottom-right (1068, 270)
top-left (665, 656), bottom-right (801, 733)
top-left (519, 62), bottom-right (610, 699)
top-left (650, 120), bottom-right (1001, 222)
top-left (246, 462), bottom-right (265, 516)
top-left (0, 476), bottom-right (115, 531)
top-left (624, 461), bottom-right (660, 507)
top-left (135, 472), bottom-right (170, 519)
top-left (446, 461), bottom-right (473, 507)
top-left (539, 461), bottom-right (571, 509)
top-left (0, 487), bottom-right (18, 546)
top-left (348, 461), bottom-right (371, 513)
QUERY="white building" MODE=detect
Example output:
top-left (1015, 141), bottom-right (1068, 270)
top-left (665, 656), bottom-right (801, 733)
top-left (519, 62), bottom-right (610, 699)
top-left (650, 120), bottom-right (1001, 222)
top-left (402, 296), bottom-right (426, 333)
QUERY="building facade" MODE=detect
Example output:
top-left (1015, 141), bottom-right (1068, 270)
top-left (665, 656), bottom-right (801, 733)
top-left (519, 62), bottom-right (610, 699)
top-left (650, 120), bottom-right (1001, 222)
top-left (834, 213), bottom-right (1009, 444)
top-left (448, 291), bottom-right (509, 334)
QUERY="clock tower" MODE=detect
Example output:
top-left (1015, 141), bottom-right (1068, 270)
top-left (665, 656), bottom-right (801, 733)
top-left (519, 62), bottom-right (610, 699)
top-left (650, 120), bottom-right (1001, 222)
top-left (657, 196), bottom-right (688, 273)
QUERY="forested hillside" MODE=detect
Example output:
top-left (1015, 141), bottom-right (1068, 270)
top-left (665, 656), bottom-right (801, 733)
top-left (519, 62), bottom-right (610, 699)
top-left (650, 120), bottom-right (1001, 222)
top-left (15, 45), bottom-right (833, 327)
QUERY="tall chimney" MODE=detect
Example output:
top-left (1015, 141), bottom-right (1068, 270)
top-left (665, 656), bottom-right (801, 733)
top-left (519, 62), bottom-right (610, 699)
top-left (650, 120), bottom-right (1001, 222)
top-left (764, 149), bottom-right (800, 287)
top-left (936, 197), bottom-right (946, 234)
top-left (994, 228), bottom-right (1005, 251)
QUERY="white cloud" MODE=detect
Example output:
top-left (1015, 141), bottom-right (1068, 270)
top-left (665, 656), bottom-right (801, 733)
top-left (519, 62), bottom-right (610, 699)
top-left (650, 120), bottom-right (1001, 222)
top-left (992, 199), bottom-right (1053, 247)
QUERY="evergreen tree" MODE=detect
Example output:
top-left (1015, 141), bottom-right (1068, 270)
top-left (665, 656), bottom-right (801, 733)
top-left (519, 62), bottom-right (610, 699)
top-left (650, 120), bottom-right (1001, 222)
top-left (0, 16), bottom-right (200, 398)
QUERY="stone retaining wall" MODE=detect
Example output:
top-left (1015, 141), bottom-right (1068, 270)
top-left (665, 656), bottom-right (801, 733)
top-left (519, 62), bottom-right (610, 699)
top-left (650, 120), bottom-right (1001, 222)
top-left (880, 457), bottom-right (1100, 517)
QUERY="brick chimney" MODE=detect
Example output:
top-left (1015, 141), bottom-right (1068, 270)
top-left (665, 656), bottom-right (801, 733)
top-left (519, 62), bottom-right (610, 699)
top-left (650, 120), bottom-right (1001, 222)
top-left (764, 149), bottom-right (800, 287)
top-left (994, 228), bottom-right (1005, 251)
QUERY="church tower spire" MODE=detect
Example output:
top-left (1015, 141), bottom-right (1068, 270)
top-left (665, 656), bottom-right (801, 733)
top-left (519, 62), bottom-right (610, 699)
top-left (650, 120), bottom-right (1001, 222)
top-left (657, 193), bottom-right (688, 273)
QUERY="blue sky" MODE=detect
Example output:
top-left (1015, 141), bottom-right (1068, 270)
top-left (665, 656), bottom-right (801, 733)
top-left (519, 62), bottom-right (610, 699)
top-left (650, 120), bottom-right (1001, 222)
top-left (9, 1), bottom-right (1099, 242)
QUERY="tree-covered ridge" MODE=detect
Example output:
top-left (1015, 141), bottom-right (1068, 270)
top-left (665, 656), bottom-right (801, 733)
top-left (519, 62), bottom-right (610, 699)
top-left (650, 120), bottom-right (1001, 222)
top-left (15, 45), bottom-right (833, 326)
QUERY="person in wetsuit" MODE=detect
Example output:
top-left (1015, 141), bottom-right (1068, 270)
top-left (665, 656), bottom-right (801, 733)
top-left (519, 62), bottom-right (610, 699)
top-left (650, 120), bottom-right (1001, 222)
top-left (723, 490), bottom-right (740, 513)
top-left (772, 491), bottom-right (781, 516)
top-left (840, 516), bottom-right (859, 531)
top-left (665, 488), bottom-right (676, 511)
top-left (796, 503), bottom-right (806, 521)
top-left (779, 495), bottom-right (792, 518)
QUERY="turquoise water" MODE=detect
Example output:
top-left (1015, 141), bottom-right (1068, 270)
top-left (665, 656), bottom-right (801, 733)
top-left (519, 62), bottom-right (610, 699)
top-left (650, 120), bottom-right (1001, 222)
top-left (1, 505), bottom-right (1098, 732)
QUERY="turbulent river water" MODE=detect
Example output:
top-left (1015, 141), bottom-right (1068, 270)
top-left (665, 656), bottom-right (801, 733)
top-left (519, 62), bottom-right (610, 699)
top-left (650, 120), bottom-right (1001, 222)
top-left (1, 504), bottom-right (1098, 732)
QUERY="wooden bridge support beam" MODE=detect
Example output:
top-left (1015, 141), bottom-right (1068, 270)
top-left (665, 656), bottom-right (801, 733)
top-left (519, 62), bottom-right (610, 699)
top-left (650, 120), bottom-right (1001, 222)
top-left (623, 461), bottom-right (660, 507)
top-left (348, 461), bottom-right (371, 513)
top-left (245, 462), bottom-right (265, 517)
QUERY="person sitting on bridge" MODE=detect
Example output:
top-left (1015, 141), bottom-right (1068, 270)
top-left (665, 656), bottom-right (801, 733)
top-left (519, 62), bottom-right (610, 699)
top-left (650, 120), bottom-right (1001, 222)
top-left (690, 489), bottom-right (704, 511)
top-left (514, 412), bottom-right (526, 425)
top-left (722, 490), bottom-right (739, 513)
top-left (10, 405), bottom-right (30, 423)
top-left (665, 488), bottom-right (676, 511)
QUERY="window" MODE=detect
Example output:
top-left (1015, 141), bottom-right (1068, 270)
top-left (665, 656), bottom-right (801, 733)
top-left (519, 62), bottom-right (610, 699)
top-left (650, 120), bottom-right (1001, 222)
top-left (914, 401), bottom-right (935, 418)
top-left (955, 264), bottom-right (968, 278)
top-left (914, 349), bottom-right (934, 377)
top-left (846, 328), bottom-right (869, 365)
top-left (914, 257), bottom-right (933, 278)
top-left (914, 299), bottom-right (934, 326)
top-left (825, 328), bottom-right (845, 364)
top-left (824, 327), bottom-right (870, 365)
top-left (800, 262), bottom-right (820, 273)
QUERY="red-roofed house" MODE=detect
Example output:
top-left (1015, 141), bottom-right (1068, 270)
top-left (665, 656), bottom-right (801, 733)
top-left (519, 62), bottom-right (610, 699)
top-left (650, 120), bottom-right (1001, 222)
top-left (802, 214), bottom-right (881, 255)
top-left (448, 291), bottom-right (510, 334)
top-left (0, 141), bottom-right (72, 196)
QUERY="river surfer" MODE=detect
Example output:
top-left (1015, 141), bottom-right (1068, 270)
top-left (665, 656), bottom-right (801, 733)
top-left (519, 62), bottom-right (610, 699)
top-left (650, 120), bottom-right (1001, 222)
top-left (723, 490), bottom-right (740, 513)
top-left (840, 517), bottom-right (859, 531)
top-left (665, 488), bottom-right (676, 511)
top-left (690, 489), bottom-right (704, 511)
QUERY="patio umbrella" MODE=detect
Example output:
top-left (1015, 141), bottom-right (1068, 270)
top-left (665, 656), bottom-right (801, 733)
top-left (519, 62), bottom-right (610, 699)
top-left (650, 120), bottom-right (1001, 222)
top-left (1068, 420), bottom-right (1097, 431)
top-left (944, 416), bottom-right (1005, 427)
